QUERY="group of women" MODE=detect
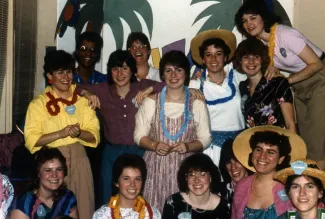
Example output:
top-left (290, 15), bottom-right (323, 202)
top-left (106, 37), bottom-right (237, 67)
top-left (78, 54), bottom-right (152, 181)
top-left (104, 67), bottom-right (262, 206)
top-left (6, 0), bottom-right (324, 218)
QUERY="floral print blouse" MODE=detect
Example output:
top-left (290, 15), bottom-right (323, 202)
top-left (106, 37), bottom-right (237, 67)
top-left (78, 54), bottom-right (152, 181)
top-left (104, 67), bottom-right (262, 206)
top-left (239, 77), bottom-right (293, 128)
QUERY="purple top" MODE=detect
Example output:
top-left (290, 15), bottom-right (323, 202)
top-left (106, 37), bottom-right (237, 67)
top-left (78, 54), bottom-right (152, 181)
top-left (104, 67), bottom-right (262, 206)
top-left (76, 80), bottom-right (164, 145)
top-left (231, 174), bottom-right (293, 219)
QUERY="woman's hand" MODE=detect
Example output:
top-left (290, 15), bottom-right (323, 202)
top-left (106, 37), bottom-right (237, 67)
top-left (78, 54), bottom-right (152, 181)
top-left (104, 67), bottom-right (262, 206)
top-left (68, 123), bottom-right (81, 138)
top-left (189, 89), bottom-right (205, 101)
top-left (155, 142), bottom-right (172, 156)
top-left (192, 69), bottom-right (204, 80)
top-left (134, 86), bottom-right (153, 106)
top-left (81, 89), bottom-right (100, 109)
top-left (171, 142), bottom-right (190, 154)
top-left (59, 125), bottom-right (73, 139)
top-left (265, 66), bottom-right (282, 80)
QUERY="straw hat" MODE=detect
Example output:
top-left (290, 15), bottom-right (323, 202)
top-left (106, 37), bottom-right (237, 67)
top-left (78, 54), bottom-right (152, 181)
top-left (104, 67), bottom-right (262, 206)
top-left (190, 29), bottom-right (236, 66)
top-left (274, 159), bottom-right (325, 187)
top-left (233, 126), bottom-right (307, 172)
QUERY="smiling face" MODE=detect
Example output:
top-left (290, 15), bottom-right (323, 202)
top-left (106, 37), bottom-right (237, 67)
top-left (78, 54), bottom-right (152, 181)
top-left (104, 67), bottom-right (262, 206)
top-left (116, 168), bottom-right (143, 202)
top-left (289, 176), bottom-right (323, 215)
top-left (47, 69), bottom-right (73, 94)
top-left (242, 14), bottom-right (265, 37)
top-left (187, 170), bottom-right (211, 196)
top-left (226, 159), bottom-right (248, 183)
top-left (252, 143), bottom-right (284, 175)
top-left (111, 62), bottom-right (132, 88)
top-left (128, 40), bottom-right (150, 65)
top-left (241, 54), bottom-right (263, 78)
top-left (39, 159), bottom-right (65, 192)
top-left (77, 40), bottom-right (98, 68)
top-left (163, 64), bottom-right (186, 90)
top-left (202, 45), bottom-right (227, 74)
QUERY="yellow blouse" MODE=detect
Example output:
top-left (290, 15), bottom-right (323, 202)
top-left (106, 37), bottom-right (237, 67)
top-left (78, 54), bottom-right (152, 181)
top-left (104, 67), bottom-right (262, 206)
top-left (24, 85), bottom-right (100, 154)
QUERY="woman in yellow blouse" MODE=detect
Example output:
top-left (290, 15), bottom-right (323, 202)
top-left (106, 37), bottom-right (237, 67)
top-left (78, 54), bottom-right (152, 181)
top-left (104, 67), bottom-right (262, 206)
top-left (24, 50), bottom-right (100, 219)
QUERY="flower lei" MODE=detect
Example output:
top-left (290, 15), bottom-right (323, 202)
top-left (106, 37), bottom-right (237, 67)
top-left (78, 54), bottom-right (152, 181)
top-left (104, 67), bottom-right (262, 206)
top-left (268, 23), bottom-right (278, 67)
top-left (160, 86), bottom-right (190, 141)
top-left (200, 69), bottom-right (236, 105)
top-left (108, 195), bottom-right (153, 219)
top-left (45, 90), bottom-right (78, 116)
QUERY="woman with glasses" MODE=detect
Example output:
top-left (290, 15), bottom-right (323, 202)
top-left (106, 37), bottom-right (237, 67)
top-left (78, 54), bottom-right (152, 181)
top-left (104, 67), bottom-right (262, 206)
top-left (126, 32), bottom-right (161, 81)
top-left (162, 153), bottom-right (230, 219)
top-left (134, 50), bottom-right (211, 211)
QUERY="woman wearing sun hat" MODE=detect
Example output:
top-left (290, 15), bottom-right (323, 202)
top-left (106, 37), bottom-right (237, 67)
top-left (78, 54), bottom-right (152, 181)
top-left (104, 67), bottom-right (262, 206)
top-left (274, 159), bottom-right (325, 219)
top-left (231, 125), bottom-right (307, 218)
top-left (189, 29), bottom-right (246, 165)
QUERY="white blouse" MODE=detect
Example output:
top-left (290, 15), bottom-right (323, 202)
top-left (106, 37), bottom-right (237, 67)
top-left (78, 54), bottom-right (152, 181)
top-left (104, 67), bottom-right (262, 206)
top-left (92, 206), bottom-right (161, 219)
top-left (134, 98), bottom-right (211, 149)
top-left (189, 65), bottom-right (246, 132)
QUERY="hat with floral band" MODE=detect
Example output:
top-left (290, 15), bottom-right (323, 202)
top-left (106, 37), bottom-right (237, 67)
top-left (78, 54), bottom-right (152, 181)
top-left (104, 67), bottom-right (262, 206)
top-left (190, 29), bottom-right (236, 66)
top-left (274, 159), bottom-right (325, 187)
top-left (233, 125), bottom-right (307, 172)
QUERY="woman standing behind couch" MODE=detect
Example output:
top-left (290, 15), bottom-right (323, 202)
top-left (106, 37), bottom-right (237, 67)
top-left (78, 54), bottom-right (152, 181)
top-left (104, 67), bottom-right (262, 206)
top-left (134, 50), bottom-right (211, 211)
top-left (24, 50), bottom-right (99, 219)
top-left (235, 0), bottom-right (325, 169)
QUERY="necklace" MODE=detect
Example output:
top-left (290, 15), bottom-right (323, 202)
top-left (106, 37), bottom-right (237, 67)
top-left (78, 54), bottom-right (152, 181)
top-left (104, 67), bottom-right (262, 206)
top-left (189, 193), bottom-right (212, 214)
top-left (108, 195), bottom-right (153, 219)
top-left (268, 23), bottom-right (278, 67)
top-left (160, 86), bottom-right (190, 141)
top-left (200, 69), bottom-right (236, 105)
top-left (46, 89), bottom-right (78, 116)
top-left (251, 175), bottom-right (275, 197)
top-left (166, 92), bottom-right (185, 102)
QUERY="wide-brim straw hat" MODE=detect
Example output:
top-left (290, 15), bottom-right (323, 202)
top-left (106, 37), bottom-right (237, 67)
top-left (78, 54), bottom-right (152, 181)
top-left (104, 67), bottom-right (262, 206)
top-left (274, 159), bottom-right (325, 187)
top-left (233, 126), bottom-right (307, 172)
top-left (190, 29), bottom-right (236, 66)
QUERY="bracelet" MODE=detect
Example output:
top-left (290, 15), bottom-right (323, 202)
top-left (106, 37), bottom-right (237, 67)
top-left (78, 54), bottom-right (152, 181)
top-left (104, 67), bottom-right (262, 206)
top-left (184, 143), bottom-right (190, 152)
top-left (151, 141), bottom-right (159, 151)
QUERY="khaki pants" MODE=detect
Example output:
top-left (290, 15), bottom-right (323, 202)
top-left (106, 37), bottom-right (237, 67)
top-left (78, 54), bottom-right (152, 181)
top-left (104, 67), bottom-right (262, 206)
top-left (293, 59), bottom-right (325, 161)
top-left (59, 143), bottom-right (94, 219)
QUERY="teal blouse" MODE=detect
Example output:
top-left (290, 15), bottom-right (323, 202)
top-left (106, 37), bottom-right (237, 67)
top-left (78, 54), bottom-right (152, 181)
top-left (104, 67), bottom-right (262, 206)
top-left (243, 204), bottom-right (277, 219)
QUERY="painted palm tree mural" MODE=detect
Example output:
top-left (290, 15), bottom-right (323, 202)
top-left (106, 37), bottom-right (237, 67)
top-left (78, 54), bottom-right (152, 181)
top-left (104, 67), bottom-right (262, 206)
top-left (55, 0), bottom-right (153, 49)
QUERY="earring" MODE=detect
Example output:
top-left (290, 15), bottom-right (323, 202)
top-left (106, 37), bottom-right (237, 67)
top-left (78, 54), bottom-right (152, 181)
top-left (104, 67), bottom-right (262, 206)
top-left (48, 79), bottom-right (53, 84)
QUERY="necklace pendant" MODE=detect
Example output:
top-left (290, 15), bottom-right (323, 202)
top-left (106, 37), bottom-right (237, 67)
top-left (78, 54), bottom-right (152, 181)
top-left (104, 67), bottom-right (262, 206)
top-left (65, 105), bottom-right (76, 115)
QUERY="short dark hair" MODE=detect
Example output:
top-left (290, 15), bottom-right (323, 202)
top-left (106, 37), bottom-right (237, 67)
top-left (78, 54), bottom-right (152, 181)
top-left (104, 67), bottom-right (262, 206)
top-left (43, 50), bottom-right (75, 74)
top-left (126, 32), bottom-right (151, 51)
top-left (219, 139), bottom-right (238, 184)
top-left (106, 50), bottom-right (137, 85)
top-left (233, 37), bottom-right (270, 74)
top-left (248, 131), bottom-right (291, 170)
top-left (159, 50), bottom-right (191, 86)
top-left (31, 146), bottom-right (68, 201)
top-left (285, 175), bottom-right (324, 200)
top-left (235, 0), bottom-right (280, 37)
top-left (75, 31), bottom-right (103, 62)
top-left (112, 154), bottom-right (147, 196)
top-left (177, 153), bottom-right (222, 195)
top-left (199, 38), bottom-right (231, 64)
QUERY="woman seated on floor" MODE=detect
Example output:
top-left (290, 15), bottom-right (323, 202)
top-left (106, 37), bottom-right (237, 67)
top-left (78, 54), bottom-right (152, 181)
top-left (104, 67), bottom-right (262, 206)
top-left (162, 153), bottom-right (230, 219)
top-left (10, 146), bottom-right (78, 219)
top-left (93, 154), bottom-right (160, 219)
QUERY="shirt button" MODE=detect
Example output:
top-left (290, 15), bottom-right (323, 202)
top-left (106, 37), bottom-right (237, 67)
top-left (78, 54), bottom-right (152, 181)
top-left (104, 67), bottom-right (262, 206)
top-left (124, 105), bottom-right (126, 108)
top-left (124, 115), bottom-right (126, 117)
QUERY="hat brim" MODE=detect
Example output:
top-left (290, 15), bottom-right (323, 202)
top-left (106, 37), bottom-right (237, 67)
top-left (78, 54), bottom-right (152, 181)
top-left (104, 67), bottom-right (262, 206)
top-left (274, 164), bottom-right (325, 187)
top-left (233, 126), bottom-right (307, 172)
top-left (190, 29), bottom-right (236, 66)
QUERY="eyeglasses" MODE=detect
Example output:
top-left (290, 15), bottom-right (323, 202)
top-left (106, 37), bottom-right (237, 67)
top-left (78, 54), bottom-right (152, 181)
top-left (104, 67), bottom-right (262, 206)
top-left (128, 44), bottom-right (147, 51)
top-left (186, 171), bottom-right (210, 181)
top-left (79, 45), bottom-right (96, 53)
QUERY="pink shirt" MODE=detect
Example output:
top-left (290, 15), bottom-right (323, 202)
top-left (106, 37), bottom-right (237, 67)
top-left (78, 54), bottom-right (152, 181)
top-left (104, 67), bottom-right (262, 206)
top-left (273, 24), bottom-right (323, 73)
top-left (231, 174), bottom-right (293, 219)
